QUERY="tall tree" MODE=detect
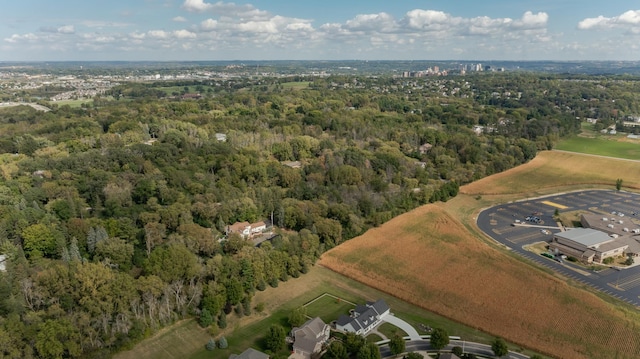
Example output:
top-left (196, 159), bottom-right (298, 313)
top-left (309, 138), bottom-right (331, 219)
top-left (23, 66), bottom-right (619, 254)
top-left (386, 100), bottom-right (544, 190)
top-left (491, 337), bottom-right (509, 357)
top-left (429, 327), bottom-right (449, 351)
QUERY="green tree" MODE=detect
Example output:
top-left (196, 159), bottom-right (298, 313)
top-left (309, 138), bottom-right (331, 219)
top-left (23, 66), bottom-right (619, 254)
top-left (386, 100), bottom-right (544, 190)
top-left (218, 312), bottom-right (227, 329)
top-left (22, 223), bottom-right (63, 259)
top-left (491, 337), bottom-right (509, 357)
top-left (325, 341), bottom-right (348, 359)
top-left (199, 308), bottom-right (213, 328)
top-left (217, 336), bottom-right (228, 349)
top-left (452, 346), bottom-right (463, 356)
top-left (429, 327), bottom-right (449, 351)
top-left (356, 342), bottom-right (380, 359)
top-left (345, 332), bottom-right (366, 354)
top-left (388, 334), bottom-right (405, 357)
top-left (288, 306), bottom-right (307, 327)
top-left (405, 353), bottom-right (423, 359)
top-left (616, 178), bottom-right (623, 191)
top-left (265, 324), bottom-right (286, 352)
top-left (206, 338), bottom-right (216, 351)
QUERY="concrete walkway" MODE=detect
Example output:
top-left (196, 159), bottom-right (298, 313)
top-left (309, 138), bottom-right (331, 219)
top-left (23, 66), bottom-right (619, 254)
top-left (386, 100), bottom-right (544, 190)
top-left (380, 313), bottom-right (421, 340)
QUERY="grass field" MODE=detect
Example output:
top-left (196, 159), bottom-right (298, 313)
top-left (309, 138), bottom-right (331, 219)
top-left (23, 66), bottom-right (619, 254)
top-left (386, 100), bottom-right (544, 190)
top-left (52, 99), bottom-right (93, 108)
top-left (303, 293), bottom-right (355, 323)
top-left (461, 150), bottom-right (640, 196)
top-left (556, 136), bottom-right (640, 159)
top-left (319, 150), bottom-right (640, 359)
top-left (280, 81), bottom-right (311, 89)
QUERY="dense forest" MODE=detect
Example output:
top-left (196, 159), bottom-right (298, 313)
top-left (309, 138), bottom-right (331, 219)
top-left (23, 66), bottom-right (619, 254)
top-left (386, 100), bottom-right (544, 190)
top-left (2, 71), bottom-right (638, 358)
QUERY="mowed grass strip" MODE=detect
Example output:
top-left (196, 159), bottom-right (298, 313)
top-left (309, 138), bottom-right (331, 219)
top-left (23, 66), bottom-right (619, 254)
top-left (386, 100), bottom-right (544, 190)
top-left (319, 203), bottom-right (640, 359)
top-left (114, 319), bottom-right (210, 359)
top-left (556, 136), bottom-right (640, 160)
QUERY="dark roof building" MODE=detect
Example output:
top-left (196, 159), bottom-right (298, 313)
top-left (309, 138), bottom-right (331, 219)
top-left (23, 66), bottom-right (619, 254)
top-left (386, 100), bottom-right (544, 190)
top-left (336, 299), bottom-right (390, 336)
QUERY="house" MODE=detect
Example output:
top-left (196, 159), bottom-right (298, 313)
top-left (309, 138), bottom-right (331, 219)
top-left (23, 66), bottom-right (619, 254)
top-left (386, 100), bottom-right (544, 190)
top-left (215, 133), bottom-right (227, 142)
top-left (282, 161), bottom-right (302, 169)
top-left (289, 317), bottom-right (330, 359)
top-left (439, 354), bottom-right (460, 359)
top-left (229, 348), bottom-right (269, 359)
top-left (548, 228), bottom-right (628, 264)
top-left (0, 254), bottom-right (6, 272)
top-left (227, 220), bottom-right (268, 239)
top-left (336, 299), bottom-right (390, 336)
top-left (418, 143), bottom-right (432, 155)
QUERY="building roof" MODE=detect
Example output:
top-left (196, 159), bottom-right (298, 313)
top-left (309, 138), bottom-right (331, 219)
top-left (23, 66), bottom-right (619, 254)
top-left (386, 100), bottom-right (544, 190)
top-left (228, 221), bottom-right (251, 233)
top-left (0, 254), bottom-right (6, 272)
top-left (367, 299), bottom-right (390, 315)
top-left (229, 348), bottom-right (269, 359)
top-left (292, 318), bottom-right (327, 355)
top-left (439, 354), bottom-right (460, 359)
top-left (556, 228), bottom-right (613, 248)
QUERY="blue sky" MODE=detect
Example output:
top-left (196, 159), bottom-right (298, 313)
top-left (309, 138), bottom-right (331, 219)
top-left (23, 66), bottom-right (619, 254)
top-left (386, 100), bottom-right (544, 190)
top-left (1, 0), bottom-right (639, 61)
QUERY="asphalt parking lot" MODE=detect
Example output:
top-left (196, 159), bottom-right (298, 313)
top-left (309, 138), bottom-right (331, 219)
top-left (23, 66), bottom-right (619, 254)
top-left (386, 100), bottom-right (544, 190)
top-left (477, 189), bottom-right (640, 308)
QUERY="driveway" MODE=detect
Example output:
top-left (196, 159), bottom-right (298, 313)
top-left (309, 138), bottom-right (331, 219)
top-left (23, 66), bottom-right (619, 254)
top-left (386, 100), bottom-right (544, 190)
top-left (380, 313), bottom-right (421, 340)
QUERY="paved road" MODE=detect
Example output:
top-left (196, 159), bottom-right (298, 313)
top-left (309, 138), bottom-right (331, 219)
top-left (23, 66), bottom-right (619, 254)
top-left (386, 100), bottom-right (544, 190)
top-left (477, 189), bottom-right (640, 307)
top-left (379, 339), bottom-right (530, 359)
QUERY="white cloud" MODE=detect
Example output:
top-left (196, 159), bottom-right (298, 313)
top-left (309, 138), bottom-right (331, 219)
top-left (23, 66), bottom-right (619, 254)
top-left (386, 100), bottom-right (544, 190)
top-left (148, 30), bottom-right (169, 39)
top-left (578, 10), bottom-right (640, 30)
top-left (512, 11), bottom-right (548, 29)
top-left (173, 16), bottom-right (187, 22)
top-left (39, 25), bottom-right (76, 34)
top-left (182, 0), bottom-right (213, 13)
top-left (174, 29), bottom-right (196, 39)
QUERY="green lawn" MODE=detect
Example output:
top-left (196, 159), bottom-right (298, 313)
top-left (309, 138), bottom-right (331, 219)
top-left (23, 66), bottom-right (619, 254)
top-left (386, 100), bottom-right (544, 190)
top-left (53, 98), bottom-right (93, 108)
top-left (303, 293), bottom-right (355, 323)
top-left (280, 81), bottom-right (311, 89)
top-left (556, 136), bottom-right (640, 160)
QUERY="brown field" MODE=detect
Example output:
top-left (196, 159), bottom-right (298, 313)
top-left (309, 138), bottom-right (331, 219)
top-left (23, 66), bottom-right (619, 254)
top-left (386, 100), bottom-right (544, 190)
top-left (461, 150), bottom-right (640, 195)
top-left (319, 150), bottom-right (640, 359)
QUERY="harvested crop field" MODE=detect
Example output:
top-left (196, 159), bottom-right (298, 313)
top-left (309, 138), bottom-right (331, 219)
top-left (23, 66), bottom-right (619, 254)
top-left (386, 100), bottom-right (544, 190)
top-left (461, 150), bottom-right (640, 195)
top-left (319, 203), bottom-right (640, 359)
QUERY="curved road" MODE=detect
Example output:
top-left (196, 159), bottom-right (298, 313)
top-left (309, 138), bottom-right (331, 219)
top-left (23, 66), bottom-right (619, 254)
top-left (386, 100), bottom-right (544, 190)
top-left (379, 339), bottom-right (530, 359)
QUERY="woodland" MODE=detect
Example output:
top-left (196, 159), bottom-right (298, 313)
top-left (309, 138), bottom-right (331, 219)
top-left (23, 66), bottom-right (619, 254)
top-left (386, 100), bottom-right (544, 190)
top-left (1, 71), bottom-right (638, 358)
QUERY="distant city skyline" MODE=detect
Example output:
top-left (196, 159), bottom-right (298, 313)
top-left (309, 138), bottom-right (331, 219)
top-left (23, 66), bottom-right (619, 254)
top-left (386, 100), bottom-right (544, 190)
top-left (1, 0), bottom-right (639, 62)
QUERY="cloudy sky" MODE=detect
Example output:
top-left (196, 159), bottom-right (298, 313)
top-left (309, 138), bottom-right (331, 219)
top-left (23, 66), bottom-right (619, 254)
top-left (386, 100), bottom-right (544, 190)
top-left (1, 0), bottom-right (639, 61)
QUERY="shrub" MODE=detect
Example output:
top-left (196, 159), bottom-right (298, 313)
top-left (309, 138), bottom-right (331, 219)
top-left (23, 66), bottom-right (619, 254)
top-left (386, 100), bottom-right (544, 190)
top-left (206, 338), bottom-right (216, 351)
top-left (603, 257), bottom-right (614, 265)
top-left (218, 336), bottom-right (228, 349)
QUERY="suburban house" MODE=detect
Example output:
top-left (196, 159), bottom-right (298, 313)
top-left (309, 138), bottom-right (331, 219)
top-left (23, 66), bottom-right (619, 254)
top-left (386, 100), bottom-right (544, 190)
top-left (336, 299), bottom-right (390, 336)
top-left (227, 221), bottom-right (268, 239)
top-left (229, 348), bottom-right (269, 359)
top-left (289, 317), bottom-right (330, 359)
top-left (549, 228), bottom-right (629, 264)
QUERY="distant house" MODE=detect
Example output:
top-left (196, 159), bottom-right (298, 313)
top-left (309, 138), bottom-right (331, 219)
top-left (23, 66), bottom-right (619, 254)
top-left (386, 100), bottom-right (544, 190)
top-left (418, 143), bottom-right (432, 155)
top-left (289, 317), bottom-right (331, 359)
top-left (215, 133), bottom-right (227, 142)
top-left (229, 348), bottom-right (269, 359)
top-left (282, 161), bottom-right (302, 169)
top-left (182, 93), bottom-right (202, 100)
top-left (0, 254), bottom-right (6, 272)
top-left (336, 299), bottom-right (390, 336)
top-left (227, 221), bottom-right (268, 239)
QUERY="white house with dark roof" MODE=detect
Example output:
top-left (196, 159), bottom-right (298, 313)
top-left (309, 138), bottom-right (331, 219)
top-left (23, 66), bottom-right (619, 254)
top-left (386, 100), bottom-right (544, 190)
top-left (336, 299), bottom-right (390, 336)
top-left (289, 317), bottom-right (330, 359)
